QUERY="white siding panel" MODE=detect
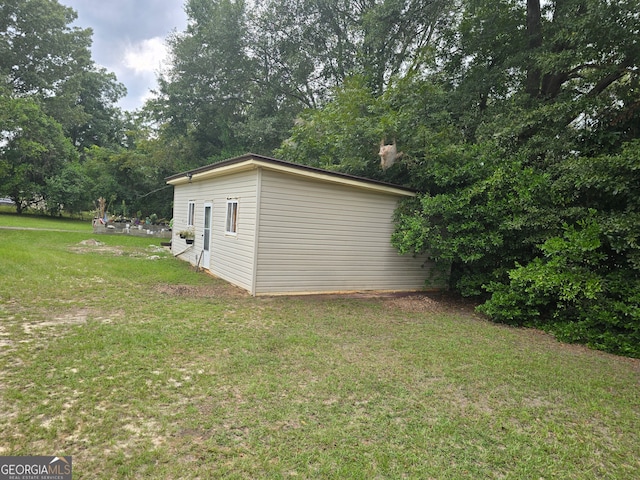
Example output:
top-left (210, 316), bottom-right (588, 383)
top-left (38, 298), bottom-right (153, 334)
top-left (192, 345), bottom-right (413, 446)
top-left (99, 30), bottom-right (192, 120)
top-left (170, 180), bottom-right (214, 266)
top-left (255, 170), bottom-right (432, 295)
top-left (171, 170), bottom-right (258, 292)
top-left (209, 171), bottom-right (257, 292)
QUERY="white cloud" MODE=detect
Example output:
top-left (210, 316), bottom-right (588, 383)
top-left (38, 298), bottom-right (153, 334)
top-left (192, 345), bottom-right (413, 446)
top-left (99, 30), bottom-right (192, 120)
top-left (64, 0), bottom-right (186, 110)
top-left (123, 37), bottom-right (169, 76)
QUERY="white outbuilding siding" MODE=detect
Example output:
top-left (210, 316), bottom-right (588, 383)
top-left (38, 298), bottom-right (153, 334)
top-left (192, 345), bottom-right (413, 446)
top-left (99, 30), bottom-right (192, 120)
top-left (167, 154), bottom-right (440, 296)
top-left (254, 169), bottom-right (429, 294)
top-left (171, 169), bottom-right (258, 293)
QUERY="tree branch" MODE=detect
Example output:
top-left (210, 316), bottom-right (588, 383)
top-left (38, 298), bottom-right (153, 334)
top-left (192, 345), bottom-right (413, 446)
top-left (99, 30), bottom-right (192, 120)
top-left (587, 59), bottom-right (633, 98)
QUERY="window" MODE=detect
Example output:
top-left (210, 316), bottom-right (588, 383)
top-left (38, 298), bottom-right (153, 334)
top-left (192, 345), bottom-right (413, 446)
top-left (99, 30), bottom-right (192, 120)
top-left (225, 199), bottom-right (238, 234)
top-left (187, 201), bottom-right (195, 226)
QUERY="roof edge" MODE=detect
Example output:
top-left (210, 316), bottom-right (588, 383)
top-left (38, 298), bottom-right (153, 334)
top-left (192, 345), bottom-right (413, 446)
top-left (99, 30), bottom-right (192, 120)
top-left (165, 153), bottom-right (416, 195)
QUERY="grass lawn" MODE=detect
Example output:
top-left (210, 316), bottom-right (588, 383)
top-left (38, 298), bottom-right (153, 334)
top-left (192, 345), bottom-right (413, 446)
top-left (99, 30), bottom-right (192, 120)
top-left (1, 216), bottom-right (639, 479)
top-left (0, 208), bottom-right (92, 232)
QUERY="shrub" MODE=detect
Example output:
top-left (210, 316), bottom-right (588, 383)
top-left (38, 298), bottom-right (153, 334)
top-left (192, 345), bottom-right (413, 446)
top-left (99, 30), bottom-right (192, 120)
top-left (479, 218), bottom-right (640, 357)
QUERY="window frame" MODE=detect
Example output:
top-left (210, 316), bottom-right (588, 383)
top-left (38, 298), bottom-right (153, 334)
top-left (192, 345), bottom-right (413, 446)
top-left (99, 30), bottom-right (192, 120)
top-left (187, 201), bottom-right (195, 227)
top-left (225, 199), bottom-right (238, 235)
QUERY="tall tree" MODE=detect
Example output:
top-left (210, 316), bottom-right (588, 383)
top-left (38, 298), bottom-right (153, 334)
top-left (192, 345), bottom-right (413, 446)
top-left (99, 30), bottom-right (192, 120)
top-left (390, 0), bottom-right (640, 355)
top-left (0, 0), bottom-right (126, 214)
top-left (44, 67), bottom-right (127, 149)
top-left (150, 0), bottom-right (254, 163)
top-left (0, 95), bottom-right (77, 213)
top-left (0, 0), bottom-right (92, 96)
top-left (276, 0), bottom-right (640, 355)
top-left (393, 0), bottom-right (640, 273)
top-left (440, 0), bottom-right (640, 154)
top-left (151, 0), bottom-right (449, 164)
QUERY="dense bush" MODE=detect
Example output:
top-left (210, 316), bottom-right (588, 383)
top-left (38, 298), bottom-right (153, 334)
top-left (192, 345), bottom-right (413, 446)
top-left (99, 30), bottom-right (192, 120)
top-left (393, 140), bottom-right (640, 357)
top-left (479, 216), bottom-right (640, 357)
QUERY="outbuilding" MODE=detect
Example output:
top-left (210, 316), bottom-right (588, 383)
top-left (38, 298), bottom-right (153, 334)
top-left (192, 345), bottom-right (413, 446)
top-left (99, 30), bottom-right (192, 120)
top-left (166, 154), bottom-right (441, 296)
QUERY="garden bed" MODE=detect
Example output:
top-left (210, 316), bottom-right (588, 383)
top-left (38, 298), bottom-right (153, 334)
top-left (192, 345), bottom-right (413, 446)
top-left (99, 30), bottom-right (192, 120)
top-left (92, 221), bottom-right (172, 238)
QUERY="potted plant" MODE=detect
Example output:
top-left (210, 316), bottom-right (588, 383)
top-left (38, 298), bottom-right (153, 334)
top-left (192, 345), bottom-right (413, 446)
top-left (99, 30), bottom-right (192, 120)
top-left (178, 229), bottom-right (195, 244)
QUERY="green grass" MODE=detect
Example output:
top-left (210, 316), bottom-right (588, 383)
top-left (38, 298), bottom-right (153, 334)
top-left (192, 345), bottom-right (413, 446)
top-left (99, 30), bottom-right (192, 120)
top-left (1, 216), bottom-right (639, 479)
top-left (0, 209), bottom-right (92, 232)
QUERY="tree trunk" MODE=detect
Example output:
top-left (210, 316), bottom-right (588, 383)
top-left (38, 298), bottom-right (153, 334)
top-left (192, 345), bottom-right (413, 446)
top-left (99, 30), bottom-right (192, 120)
top-left (525, 0), bottom-right (543, 98)
top-left (12, 196), bottom-right (23, 215)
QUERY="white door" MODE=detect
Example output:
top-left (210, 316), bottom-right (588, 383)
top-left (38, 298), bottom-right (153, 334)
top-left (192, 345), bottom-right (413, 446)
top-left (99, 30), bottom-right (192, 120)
top-left (203, 203), bottom-right (212, 268)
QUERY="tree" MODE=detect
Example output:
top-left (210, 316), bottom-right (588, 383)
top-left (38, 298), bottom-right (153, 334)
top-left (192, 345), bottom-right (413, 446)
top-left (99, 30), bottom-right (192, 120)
top-left (0, 0), bottom-right (92, 96)
top-left (0, 0), bottom-right (127, 214)
top-left (150, 0), bottom-right (450, 166)
top-left (389, 0), bottom-right (640, 355)
top-left (44, 160), bottom-right (90, 216)
top-left (276, 73), bottom-right (451, 184)
top-left (43, 67), bottom-right (127, 149)
top-left (0, 96), bottom-right (77, 213)
top-left (439, 0), bottom-right (640, 154)
top-left (252, 0), bottom-right (449, 97)
top-left (274, 0), bottom-right (639, 355)
top-left (149, 0), bottom-right (254, 164)
top-left (79, 114), bottom-right (182, 220)
top-left (393, 0), bottom-right (640, 287)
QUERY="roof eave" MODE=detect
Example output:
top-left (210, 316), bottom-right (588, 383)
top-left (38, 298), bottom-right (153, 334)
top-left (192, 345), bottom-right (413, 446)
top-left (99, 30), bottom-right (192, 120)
top-left (166, 153), bottom-right (416, 197)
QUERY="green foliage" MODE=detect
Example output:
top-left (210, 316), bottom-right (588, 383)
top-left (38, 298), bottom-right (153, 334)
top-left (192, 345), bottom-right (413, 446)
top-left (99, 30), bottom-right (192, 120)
top-left (392, 143), bottom-right (557, 295)
top-left (479, 217), bottom-right (640, 357)
top-left (475, 140), bottom-right (640, 356)
top-left (43, 67), bottom-right (127, 149)
top-left (392, 138), bottom-right (640, 355)
top-left (0, 96), bottom-right (77, 212)
top-left (274, 0), bottom-right (639, 356)
top-left (150, 0), bottom-right (258, 163)
top-left (151, 0), bottom-right (449, 167)
top-left (0, 0), bottom-right (93, 95)
top-left (276, 77), bottom-right (383, 176)
top-left (80, 141), bottom-right (174, 219)
top-left (44, 160), bottom-right (90, 215)
top-left (277, 74), bottom-right (453, 187)
top-left (0, 0), bottom-right (127, 216)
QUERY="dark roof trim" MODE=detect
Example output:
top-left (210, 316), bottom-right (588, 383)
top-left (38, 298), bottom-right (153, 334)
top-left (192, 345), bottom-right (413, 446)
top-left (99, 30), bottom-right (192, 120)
top-left (165, 153), bottom-right (417, 193)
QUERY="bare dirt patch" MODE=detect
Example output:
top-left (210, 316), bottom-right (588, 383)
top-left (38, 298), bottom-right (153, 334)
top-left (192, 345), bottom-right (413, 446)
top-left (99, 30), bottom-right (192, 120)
top-left (0, 308), bottom-right (122, 353)
top-left (383, 294), bottom-right (451, 314)
top-left (382, 292), bottom-right (481, 317)
top-left (293, 291), bottom-right (481, 317)
top-left (70, 239), bottom-right (125, 256)
top-left (22, 308), bottom-right (92, 335)
top-left (69, 239), bottom-right (168, 259)
top-left (154, 283), bottom-right (249, 299)
top-left (0, 322), bottom-right (11, 349)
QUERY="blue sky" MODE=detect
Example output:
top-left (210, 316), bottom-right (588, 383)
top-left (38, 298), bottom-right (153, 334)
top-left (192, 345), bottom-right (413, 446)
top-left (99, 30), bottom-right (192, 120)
top-left (62, 0), bottom-right (188, 111)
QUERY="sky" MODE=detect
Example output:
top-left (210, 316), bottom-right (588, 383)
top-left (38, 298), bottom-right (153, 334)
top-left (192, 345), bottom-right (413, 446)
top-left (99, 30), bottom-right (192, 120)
top-left (62, 0), bottom-right (188, 111)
